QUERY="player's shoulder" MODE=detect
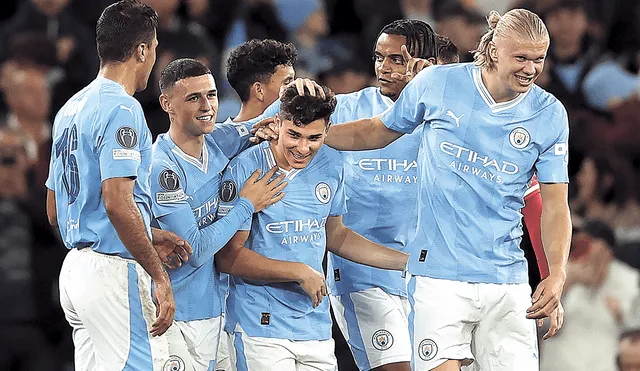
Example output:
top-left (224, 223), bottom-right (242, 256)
top-left (228, 140), bottom-right (266, 168)
top-left (151, 135), bottom-right (180, 170)
top-left (312, 145), bottom-right (343, 174)
top-left (528, 85), bottom-right (568, 123)
top-left (336, 86), bottom-right (379, 105)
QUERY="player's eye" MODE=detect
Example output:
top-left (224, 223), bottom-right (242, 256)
top-left (392, 57), bottom-right (404, 65)
top-left (373, 55), bottom-right (383, 62)
top-left (189, 96), bottom-right (199, 101)
top-left (207, 93), bottom-right (217, 99)
top-left (515, 56), bottom-right (526, 62)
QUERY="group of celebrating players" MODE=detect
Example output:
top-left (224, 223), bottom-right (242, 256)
top-left (45, 1), bottom-right (571, 370)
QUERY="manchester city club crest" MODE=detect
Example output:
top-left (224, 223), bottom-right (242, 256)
top-left (158, 169), bottom-right (180, 191)
top-left (220, 180), bottom-right (238, 203)
top-left (315, 182), bottom-right (331, 204)
top-left (509, 127), bottom-right (531, 149)
top-left (115, 126), bottom-right (138, 149)
top-left (372, 329), bottom-right (394, 351)
top-left (418, 339), bottom-right (438, 361)
top-left (163, 355), bottom-right (185, 371)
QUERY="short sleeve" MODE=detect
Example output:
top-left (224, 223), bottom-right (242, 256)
top-left (379, 68), bottom-right (433, 134)
top-left (96, 103), bottom-right (148, 181)
top-left (329, 164), bottom-right (347, 217)
top-left (218, 158), bottom-right (254, 231)
top-left (536, 105), bottom-right (569, 184)
top-left (149, 159), bottom-right (190, 218)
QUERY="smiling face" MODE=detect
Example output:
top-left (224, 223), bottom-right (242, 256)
top-left (273, 115), bottom-right (328, 170)
top-left (374, 33), bottom-right (409, 100)
top-left (161, 74), bottom-right (218, 136)
top-left (492, 35), bottom-right (548, 95)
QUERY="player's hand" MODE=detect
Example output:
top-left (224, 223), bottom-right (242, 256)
top-left (239, 167), bottom-right (287, 212)
top-left (151, 278), bottom-right (175, 337)
top-left (280, 78), bottom-right (326, 99)
top-left (527, 271), bottom-right (566, 320)
top-left (250, 116), bottom-right (279, 143)
top-left (538, 301), bottom-right (564, 340)
top-left (390, 45), bottom-right (434, 83)
top-left (151, 228), bottom-right (193, 269)
top-left (296, 264), bottom-right (327, 308)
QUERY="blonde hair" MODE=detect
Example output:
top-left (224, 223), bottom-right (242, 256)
top-left (473, 9), bottom-right (549, 70)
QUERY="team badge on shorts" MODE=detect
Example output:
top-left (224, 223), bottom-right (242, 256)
top-left (163, 355), bottom-right (185, 371)
top-left (315, 182), bottom-right (331, 204)
top-left (418, 339), bottom-right (438, 361)
top-left (115, 126), bottom-right (138, 149)
top-left (372, 329), bottom-right (394, 351)
top-left (509, 127), bottom-right (530, 149)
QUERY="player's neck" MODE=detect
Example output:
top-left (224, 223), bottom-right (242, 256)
top-left (480, 68), bottom-right (519, 103)
top-left (234, 102), bottom-right (264, 123)
top-left (269, 141), bottom-right (293, 171)
top-left (98, 64), bottom-right (138, 96)
top-left (168, 127), bottom-right (205, 160)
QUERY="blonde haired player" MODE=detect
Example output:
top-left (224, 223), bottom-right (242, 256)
top-left (321, 8), bottom-right (571, 371)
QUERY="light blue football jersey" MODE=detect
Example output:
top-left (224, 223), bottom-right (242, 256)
top-left (380, 63), bottom-right (569, 284)
top-left (46, 77), bottom-right (153, 258)
top-left (259, 90), bottom-right (421, 297)
top-left (219, 141), bottom-right (347, 341)
top-left (150, 120), bottom-right (254, 321)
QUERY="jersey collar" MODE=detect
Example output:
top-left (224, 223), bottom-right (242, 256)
top-left (264, 144), bottom-right (302, 180)
top-left (472, 67), bottom-right (529, 113)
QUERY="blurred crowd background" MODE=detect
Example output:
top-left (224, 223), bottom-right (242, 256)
top-left (0, 0), bottom-right (638, 370)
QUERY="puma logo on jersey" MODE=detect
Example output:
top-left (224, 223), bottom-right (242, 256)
top-left (446, 110), bottom-right (464, 127)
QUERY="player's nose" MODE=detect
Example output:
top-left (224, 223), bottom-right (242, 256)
top-left (522, 61), bottom-right (536, 75)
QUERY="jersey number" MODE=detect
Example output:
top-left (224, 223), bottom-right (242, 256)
top-left (54, 125), bottom-right (80, 204)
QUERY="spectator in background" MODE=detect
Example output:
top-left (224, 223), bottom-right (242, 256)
top-left (0, 0), bottom-right (98, 96)
top-left (0, 127), bottom-right (57, 371)
top-left (274, 0), bottom-right (332, 78)
top-left (542, 0), bottom-right (639, 112)
top-left (541, 219), bottom-right (640, 371)
top-left (571, 155), bottom-right (640, 244)
top-left (435, 2), bottom-right (485, 62)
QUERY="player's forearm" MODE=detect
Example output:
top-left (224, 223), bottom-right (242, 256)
top-left (325, 116), bottom-right (400, 151)
top-left (327, 227), bottom-right (408, 271)
top-left (159, 198), bottom-right (254, 267)
top-left (216, 243), bottom-right (308, 283)
top-left (540, 200), bottom-right (571, 279)
top-left (105, 191), bottom-right (169, 283)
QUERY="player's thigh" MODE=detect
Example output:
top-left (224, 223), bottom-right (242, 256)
top-left (408, 276), bottom-right (477, 371)
top-left (175, 317), bottom-right (222, 371)
top-left (473, 283), bottom-right (538, 371)
top-left (330, 288), bottom-right (411, 371)
top-left (229, 326), bottom-right (296, 371)
top-left (67, 250), bottom-right (189, 370)
top-left (296, 338), bottom-right (338, 371)
top-left (59, 249), bottom-right (97, 371)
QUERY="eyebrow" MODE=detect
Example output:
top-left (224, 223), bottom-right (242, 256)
top-left (287, 129), bottom-right (323, 139)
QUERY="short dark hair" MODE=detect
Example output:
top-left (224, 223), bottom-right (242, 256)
top-left (280, 85), bottom-right (336, 127)
top-left (96, 0), bottom-right (158, 65)
top-left (376, 19), bottom-right (438, 60)
top-left (436, 34), bottom-right (459, 64)
top-left (159, 58), bottom-right (212, 93)
top-left (226, 39), bottom-right (297, 102)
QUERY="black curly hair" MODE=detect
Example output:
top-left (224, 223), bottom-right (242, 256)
top-left (226, 39), bottom-right (297, 102)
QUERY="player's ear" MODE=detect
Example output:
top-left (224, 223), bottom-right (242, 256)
top-left (136, 42), bottom-right (147, 62)
top-left (489, 42), bottom-right (498, 62)
top-left (253, 81), bottom-right (264, 102)
top-left (159, 93), bottom-right (171, 113)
